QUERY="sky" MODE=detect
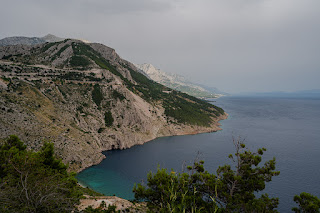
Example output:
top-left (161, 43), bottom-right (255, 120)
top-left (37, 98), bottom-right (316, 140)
top-left (1, 0), bottom-right (319, 93)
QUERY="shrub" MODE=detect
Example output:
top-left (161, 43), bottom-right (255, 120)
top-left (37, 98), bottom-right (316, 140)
top-left (69, 55), bottom-right (91, 67)
top-left (133, 138), bottom-right (280, 212)
top-left (92, 84), bottom-right (103, 107)
top-left (104, 111), bottom-right (114, 127)
top-left (0, 135), bottom-right (83, 213)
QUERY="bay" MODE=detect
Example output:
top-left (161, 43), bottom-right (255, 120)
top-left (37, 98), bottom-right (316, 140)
top-left (77, 96), bottom-right (320, 212)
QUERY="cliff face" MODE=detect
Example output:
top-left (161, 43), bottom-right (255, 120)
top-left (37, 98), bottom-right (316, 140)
top-left (0, 39), bottom-right (226, 172)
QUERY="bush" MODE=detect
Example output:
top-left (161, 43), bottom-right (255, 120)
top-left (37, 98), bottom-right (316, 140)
top-left (292, 192), bottom-right (320, 213)
top-left (133, 138), bottom-right (280, 212)
top-left (92, 84), bottom-right (103, 107)
top-left (104, 111), bottom-right (114, 127)
top-left (0, 135), bottom-right (83, 213)
top-left (69, 55), bottom-right (91, 67)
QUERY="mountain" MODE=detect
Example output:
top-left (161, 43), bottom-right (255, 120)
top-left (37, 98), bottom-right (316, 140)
top-left (0, 38), bottom-right (226, 172)
top-left (235, 89), bottom-right (320, 98)
top-left (41, 34), bottom-right (64, 43)
top-left (135, 63), bottom-right (225, 98)
top-left (0, 34), bottom-right (64, 46)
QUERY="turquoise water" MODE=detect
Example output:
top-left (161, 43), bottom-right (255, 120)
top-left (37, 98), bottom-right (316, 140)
top-left (77, 96), bottom-right (320, 211)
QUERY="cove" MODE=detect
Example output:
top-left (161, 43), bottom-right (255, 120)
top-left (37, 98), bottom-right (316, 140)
top-left (77, 96), bottom-right (320, 212)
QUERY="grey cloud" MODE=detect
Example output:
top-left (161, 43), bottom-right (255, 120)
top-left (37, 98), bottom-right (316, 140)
top-left (1, 0), bottom-right (319, 93)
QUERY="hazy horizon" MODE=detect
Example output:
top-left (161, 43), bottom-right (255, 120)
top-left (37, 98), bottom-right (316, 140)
top-left (1, 0), bottom-right (319, 93)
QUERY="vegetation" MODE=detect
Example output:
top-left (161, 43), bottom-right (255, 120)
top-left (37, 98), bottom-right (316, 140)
top-left (82, 201), bottom-right (118, 213)
top-left (58, 72), bottom-right (101, 82)
top-left (104, 111), bottom-right (114, 127)
top-left (292, 192), bottom-right (320, 213)
top-left (53, 44), bottom-right (70, 59)
top-left (71, 42), bottom-right (128, 83)
top-left (70, 41), bottom-right (224, 126)
top-left (0, 135), bottom-right (319, 212)
top-left (69, 55), bottom-right (91, 68)
top-left (133, 138), bottom-right (280, 212)
top-left (92, 84), bottom-right (103, 107)
top-left (41, 42), bottom-right (57, 52)
top-left (124, 65), bottom-right (224, 126)
top-left (133, 138), bottom-right (320, 212)
top-left (112, 90), bottom-right (126, 101)
top-left (0, 135), bottom-right (82, 212)
top-left (2, 39), bottom-right (224, 126)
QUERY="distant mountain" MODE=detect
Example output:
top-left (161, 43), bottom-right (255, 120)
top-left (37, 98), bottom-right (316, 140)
top-left (193, 83), bottom-right (229, 96)
top-left (0, 34), bottom-right (64, 46)
top-left (41, 34), bottom-right (64, 43)
top-left (236, 89), bottom-right (320, 98)
top-left (135, 63), bottom-right (225, 98)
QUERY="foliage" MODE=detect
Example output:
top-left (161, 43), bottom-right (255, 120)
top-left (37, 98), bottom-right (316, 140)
top-left (69, 55), bottom-right (91, 68)
top-left (124, 65), bottom-right (224, 126)
top-left (292, 192), bottom-right (320, 213)
top-left (69, 41), bottom-right (224, 126)
top-left (104, 111), bottom-right (114, 127)
top-left (112, 90), bottom-right (126, 101)
top-left (52, 44), bottom-right (70, 60)
top-left (92, 84), bottom-right (103, 107)
top-left (1, 54), bottom-right (12, 60)
top-left (41, 42), bottom-right (57, 52)
top-left (78, 186), bottom-right (104, 197)
top-left (133, 138), bottom-right (280, 212)
top-left (58, 72), bottom-right (101, 82)
top-left (71, 42), bottom-right (129, 84)
top-left (0, 135), bottom-right (83, 213)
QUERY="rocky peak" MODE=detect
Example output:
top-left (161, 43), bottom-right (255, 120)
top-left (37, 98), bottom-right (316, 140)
top-left (41, 34), bottom-right (64, 43)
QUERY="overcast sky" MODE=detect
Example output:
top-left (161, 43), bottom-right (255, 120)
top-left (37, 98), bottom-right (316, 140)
top-left (1, 0), bottom-right (319, 93)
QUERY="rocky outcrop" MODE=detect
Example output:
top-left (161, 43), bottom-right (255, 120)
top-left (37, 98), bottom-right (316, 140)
top-left (77, 195), bottom-right (147, 212)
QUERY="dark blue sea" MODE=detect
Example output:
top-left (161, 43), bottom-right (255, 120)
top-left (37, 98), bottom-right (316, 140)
top-left (77, 96), bottom-right (320, 212)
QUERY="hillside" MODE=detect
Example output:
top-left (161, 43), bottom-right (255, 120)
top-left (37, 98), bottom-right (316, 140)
top-left (0, 39), bottom-right (226, 172)
top-left (135, 63), bottom-right (225, 98)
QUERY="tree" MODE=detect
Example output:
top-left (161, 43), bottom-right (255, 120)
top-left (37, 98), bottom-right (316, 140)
top-left (0, 135), bottom-right (82, 213)
top-left (213, 138), bottom-right (280, 212)
top-left (133, 137), bottom-right (280, 212)
top-left (104, 111), bottom-right (114, 127)
top-left (292, 192), bottom-right (320, 213)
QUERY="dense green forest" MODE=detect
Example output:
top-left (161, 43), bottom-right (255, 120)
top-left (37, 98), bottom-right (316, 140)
top-left (0, 136), bottom-right (106, 213)
top-left (1, 136), bottom-right (319, 212)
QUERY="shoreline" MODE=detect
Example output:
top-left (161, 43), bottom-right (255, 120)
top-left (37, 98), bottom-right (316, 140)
top-left (76, 112), bottom-right (228, 211)
top-left (76, 112), bottom-right (228, 173)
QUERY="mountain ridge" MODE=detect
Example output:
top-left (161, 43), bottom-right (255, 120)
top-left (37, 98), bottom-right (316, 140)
top-left (0, 38), bottom-right (227, 172)
top-left (135, 63), bottom-right (225, 98)
top-left (0, 34), bottom-right (64, 46)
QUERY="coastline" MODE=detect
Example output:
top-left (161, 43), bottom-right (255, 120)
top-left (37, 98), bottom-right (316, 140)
top-left (76, 112), bottom-right (228, 173)
top-left (76, 112), bottom-right (228, 211)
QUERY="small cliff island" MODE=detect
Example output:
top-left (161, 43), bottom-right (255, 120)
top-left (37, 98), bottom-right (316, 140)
top-left (0, 37), bottom-right (227, 172)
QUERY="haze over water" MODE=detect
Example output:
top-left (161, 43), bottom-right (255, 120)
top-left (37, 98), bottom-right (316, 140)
top-left (77, 96), bottom-right (320, 212)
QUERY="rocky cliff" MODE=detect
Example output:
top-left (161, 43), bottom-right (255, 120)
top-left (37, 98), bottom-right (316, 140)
top-left (0, 39), bottom-right (227, 172)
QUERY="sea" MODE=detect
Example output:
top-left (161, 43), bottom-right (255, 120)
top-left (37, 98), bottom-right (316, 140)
top-left (77, 95), bottom-right (320, 212)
